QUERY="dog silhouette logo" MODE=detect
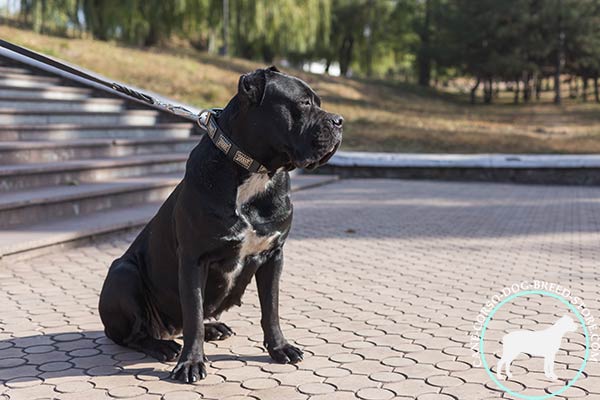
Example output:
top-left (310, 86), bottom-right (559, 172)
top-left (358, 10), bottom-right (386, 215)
top-left (496, 315), bottom-right (579, 381)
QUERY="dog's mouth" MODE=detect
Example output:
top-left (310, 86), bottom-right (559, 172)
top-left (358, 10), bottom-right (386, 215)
top-left (302, 141), bottom-right (340, 171)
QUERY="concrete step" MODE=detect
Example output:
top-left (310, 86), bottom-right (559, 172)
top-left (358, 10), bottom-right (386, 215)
top-left (0, 153), bottom-right (187, 191)
top-left (0, 202), bottom-right (164, 259)
top-left (0, 122), bottom-right (196, 140)
top-left (0, 97), bottom-right (124, 112)
top-left (0, 72), bottom-right (62, 85)
top-left (0, 137), bottom-right (198, 164)
top-left (0, 173), bottom-right (182, 229)
top-left (0, 109), bottom-right (159, 125)
top-left (0, 173), bottom-right (339, 260)
top-left (0, 65), bottom-right (33, 75)
top-left (0, 85), bottom-right (91, 100)
top-left (0, 75), bottom-right (67, 89)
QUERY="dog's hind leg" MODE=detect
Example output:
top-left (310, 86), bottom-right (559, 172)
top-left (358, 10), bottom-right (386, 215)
top-left (497, 356), bottom-right (515, 379)
top-left (503, 354), bottom-right (516, 379)
top-left (505, 361), bottom-right (513, 378)
top-left (497, 342), bottom-right (517, 379)
top-left (99, 259), bottom-right (181, 362)
top-left (496, 358), bottom-right (505, 379)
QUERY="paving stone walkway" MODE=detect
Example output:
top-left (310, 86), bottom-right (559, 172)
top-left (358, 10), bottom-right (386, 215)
top-left (1, 178), bottom-right (600, 400)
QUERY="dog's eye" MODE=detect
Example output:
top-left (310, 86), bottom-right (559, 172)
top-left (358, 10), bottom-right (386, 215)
top-left (302, 99), bottom-right (311, 106)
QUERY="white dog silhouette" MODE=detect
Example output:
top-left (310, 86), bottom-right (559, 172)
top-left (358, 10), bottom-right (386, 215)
top-left (496, 315), bottom-right (578, 381)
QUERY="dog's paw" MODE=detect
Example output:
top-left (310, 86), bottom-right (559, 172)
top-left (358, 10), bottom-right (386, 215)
top-left (170, 356), bottom-right (207, 383)
top-left (204, 322), bottom-right (234, 341)
top-left (267, 342), bottom-right (303, 364)
top-left (547, 373), bottom-right (558, 381)
top-left (144, 339), bottom-right (181, 362)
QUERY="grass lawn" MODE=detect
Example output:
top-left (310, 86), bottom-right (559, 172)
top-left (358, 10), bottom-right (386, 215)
top-left (3, 25), bottom-right (600, 154)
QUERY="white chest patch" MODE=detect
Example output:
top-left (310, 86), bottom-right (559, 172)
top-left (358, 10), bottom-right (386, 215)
top-left (223, 173), bottom-right (280, 292)
top-left (236, 173), bottom-right (271, 209)
top-left (237, 228), bottom-right (280, 263)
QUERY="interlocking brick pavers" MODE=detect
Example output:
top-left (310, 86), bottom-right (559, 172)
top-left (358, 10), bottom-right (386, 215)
top-left (1, 178), bottom-right (600, 399)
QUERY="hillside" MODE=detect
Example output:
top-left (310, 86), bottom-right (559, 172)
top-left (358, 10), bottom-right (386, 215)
top-left (3, 25), bottom-right (600, 154)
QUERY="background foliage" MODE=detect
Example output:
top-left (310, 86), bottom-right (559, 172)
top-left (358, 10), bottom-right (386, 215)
top-left (3, 0), bottom-right (600, 104)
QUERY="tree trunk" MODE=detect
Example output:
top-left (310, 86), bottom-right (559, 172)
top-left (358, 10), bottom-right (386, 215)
top-left (523, 72), bottom-right (531, 102)
top-left (554, 72), bottom-right (561, 104)
top-left (484, 79), bottom-right (493, 104)
top-left (73, 0), bottom-right (83, 37)
top-left (417, 0), bottom-right (431, 86)
top-left (583, 77), bottom-right (588, 101)
top-left (514, 79), bottom-right (520, 104)
top-left (535, 75), bottom-right (542, 100)
top-left (40, 0), bottom-right (47, 34)
top-left (235, 1), bottom-right (242, 55)
top-left (20, 0), bottom-right (32, 26)
top-left (567, 78), bottom-right (573, 98)
top-left (594, 76), bottom-right (599, 102)
top-left (339, 35), bottom-right (354, 77)
top-left (144, 26), bottom-right (160, 47)
top-left (365, 0), bottom-right (375, 77)
top-left (554, 0), bottom-right (563, 104)
top-left (221, 0), bottom-right (229, 56)
top-left (569, 76), bottom-right (579, 99)
top-left (262, 44), bottom-right (275, 63)
top-left (470, 77), bottom-right (480, 104)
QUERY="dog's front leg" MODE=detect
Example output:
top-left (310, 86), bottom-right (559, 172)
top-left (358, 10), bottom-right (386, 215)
top-left (256, 249), bottom-right (303, 364)
top-left (545, 353), bottom-right (558, 381)
top-left (171, 251), bottom-right (208, 383)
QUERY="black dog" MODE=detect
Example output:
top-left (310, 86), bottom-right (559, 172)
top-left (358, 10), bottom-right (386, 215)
top-left (98, 66), bottom-right (343, 383)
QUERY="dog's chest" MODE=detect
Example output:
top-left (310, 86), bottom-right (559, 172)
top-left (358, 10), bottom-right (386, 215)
top-left (225, 174), bottom-right (280, 285)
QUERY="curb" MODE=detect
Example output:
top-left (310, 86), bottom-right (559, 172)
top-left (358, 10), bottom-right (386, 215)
top-left (313, 152), bottom-right (600, 186)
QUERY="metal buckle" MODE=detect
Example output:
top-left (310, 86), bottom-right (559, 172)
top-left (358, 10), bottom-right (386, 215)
top-left (198, 110), bottom-right (210, 127)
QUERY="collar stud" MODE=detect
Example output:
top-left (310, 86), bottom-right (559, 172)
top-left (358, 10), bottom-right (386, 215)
top-left (197, 110), bottom-right (270, 174)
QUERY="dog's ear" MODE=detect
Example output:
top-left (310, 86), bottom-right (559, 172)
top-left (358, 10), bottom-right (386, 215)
top-left (267, 65), bottom-right (280, 73)
top-left (238, 69), bottom-right (268, 106)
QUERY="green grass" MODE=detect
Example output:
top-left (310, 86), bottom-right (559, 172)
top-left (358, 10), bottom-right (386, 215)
top-left (4, 25), bottom-right (600, 154)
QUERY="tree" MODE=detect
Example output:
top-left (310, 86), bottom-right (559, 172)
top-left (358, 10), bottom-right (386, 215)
top-left (327, 0), bottom-right (369, 76)
top-left (415, 0), bottom-right (432, 86)
top-left (9, 0), bottom-right (600, 98)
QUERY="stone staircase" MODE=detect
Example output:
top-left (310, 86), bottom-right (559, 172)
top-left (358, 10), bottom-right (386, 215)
top-left (0, 53), bottom-right (201, 260)
top-left (0, 52), bottom-right (337, 260)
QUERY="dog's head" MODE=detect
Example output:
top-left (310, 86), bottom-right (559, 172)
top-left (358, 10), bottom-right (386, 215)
top-left (236, 66), bottom-right (342, 171)
top-left (556, 315), bottom-right (578, 333)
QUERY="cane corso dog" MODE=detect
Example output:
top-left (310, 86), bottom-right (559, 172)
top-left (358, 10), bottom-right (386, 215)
top-left (98, 66), bottom-right (343, 383)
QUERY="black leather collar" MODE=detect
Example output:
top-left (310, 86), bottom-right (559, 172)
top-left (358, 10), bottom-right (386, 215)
top-left (197, 109), bottom-right (269, 174)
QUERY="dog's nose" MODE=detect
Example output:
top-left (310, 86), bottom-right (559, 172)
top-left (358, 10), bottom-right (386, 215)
top-left (332, 115), bottom-right (343, 128)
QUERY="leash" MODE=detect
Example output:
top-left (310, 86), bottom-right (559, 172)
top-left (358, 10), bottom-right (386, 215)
top-left (0, 39), bottom-right (199, 120)
top-left (0, 39), bottom-right (269, 174)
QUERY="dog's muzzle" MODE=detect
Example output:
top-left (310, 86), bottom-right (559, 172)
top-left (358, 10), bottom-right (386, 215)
top-left (304, 141), bottom-right (340, 170)
top-left (310, 115), bottom-right (343, 169)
